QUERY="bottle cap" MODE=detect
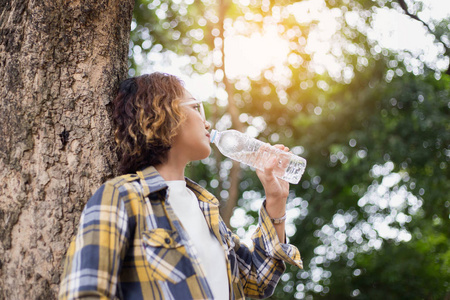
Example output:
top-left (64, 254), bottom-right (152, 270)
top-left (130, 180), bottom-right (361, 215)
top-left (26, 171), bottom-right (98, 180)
top-left (210, 129), bottom-right (218, 143)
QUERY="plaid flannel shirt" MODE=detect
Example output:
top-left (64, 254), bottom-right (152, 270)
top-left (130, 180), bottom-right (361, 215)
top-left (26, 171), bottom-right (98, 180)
top-left (59, 166), bottom-right (303, 299)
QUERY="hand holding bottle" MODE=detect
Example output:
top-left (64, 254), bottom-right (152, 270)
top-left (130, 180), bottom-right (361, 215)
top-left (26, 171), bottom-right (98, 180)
top-left (210, 129), bottom-right (306, 184)
top-left (256, 144), bottom-right (290, 242)
top-left (210, 129), bottom-right (304, 242)
top-left (256, 144), bottom-right (290, 206)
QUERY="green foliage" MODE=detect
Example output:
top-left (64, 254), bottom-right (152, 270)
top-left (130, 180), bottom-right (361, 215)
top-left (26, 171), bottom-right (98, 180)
top-left (348, 233), bottom-right (449, 300)
top-left (131, 0), bottom-right (211, 74)
top-left (132, 0), bottom-right (449, 298)
top-left (278, 67), bottom-right (450, 299)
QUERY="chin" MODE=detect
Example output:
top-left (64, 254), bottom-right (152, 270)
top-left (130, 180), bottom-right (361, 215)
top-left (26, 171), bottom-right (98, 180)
top-left (201, 147), bottom-right (212, 159)
top-left (197, 146), bottom-right (211, 160)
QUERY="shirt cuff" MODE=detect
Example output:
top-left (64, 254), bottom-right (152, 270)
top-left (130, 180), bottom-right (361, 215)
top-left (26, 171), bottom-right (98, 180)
top-left (256, 200), bottom-right (303, 269)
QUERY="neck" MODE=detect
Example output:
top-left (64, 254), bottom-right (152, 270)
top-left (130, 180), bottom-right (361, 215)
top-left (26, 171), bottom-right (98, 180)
top-left (155, 164), bottom-right (185, 181)
top-left (155, 150), bottom-right (187, 181)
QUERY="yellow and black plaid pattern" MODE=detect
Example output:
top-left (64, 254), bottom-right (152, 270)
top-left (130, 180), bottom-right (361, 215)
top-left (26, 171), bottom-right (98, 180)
top-left (59, 166), bottom-right (302, 299)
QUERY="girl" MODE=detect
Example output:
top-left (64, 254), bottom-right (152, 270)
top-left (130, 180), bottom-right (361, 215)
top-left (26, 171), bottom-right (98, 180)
top-left (59, 72), bottom-right (302, 300)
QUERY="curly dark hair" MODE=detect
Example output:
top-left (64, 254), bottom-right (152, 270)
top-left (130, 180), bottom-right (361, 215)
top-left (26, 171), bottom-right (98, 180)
top-left (112, 72), bottom-right (186, 174)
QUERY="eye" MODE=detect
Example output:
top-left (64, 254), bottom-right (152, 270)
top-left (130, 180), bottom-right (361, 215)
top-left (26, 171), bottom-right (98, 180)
top-left (193, 104), bottom-right (201, 112)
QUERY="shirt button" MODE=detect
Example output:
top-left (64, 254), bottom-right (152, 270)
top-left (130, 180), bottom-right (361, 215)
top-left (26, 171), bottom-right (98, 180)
top-left (164, 238), bottom-right (171, 244)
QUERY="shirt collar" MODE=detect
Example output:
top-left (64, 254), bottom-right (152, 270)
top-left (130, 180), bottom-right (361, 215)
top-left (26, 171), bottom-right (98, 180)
top-left (136, 166), bottom-right (220, 207)
top-left (136, 166), bottom-right (168, 197)
top-left (185, 178), bottom-right (220, 207)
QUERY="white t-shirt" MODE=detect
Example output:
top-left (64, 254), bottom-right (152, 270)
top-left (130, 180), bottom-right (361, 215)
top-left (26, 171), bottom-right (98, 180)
top-left (166, 181), bottom-right (229, 300)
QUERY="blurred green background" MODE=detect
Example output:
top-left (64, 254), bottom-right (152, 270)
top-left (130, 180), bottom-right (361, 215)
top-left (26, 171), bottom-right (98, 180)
top-left (129, 0), bottom-right (449, 298)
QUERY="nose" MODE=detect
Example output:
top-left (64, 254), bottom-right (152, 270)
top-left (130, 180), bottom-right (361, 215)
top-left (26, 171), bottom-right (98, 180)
top-left (204, 120), bottom-right (211, 130)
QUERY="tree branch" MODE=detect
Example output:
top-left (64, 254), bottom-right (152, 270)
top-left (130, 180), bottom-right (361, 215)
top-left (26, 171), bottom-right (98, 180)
top-left (396, 0), bottom-right (450, 74)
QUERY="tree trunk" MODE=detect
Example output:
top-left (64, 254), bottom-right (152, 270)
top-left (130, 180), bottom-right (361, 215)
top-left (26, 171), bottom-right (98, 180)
top-left (216, 0), bottom-right (243, 228)
top-left (0, 0), bottom-right (133, 299)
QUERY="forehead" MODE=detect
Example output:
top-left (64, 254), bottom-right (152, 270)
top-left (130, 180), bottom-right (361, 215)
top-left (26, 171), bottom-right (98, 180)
top-left (183, 88), bottom-right (193, 97)
top-left (181, 89), bottom-right (199, 102)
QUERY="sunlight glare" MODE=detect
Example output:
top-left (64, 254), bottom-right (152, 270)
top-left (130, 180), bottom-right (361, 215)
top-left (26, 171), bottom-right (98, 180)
top-left (224, 30), bottom-right (289, 79)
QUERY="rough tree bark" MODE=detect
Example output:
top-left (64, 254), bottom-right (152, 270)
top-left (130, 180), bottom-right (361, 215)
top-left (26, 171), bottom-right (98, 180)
top-left (0, 0), bottom-right (134, 299)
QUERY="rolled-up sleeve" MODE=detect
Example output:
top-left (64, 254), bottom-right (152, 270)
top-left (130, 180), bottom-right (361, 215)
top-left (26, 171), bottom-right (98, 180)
top-left (232, 200), bottom-right (303, 299)
top-left (256, 202), bottom-right (303, 267)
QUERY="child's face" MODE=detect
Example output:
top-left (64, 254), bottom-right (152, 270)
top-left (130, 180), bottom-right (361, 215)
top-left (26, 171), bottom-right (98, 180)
top-left (170, 90), bottom-right (211, 163)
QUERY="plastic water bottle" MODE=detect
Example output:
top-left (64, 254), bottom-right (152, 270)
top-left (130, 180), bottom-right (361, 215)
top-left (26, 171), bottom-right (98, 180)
top-left (210, 129), bottom-right (307, 184)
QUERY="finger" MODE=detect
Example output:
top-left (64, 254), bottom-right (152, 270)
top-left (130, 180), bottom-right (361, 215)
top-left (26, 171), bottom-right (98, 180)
top-left (279, 151), bottom-right (290, 168)
top-left (264, 156), bottom-right (278, 175)
top-left (270, 145), bottom-right (290, 169)
top-left (273, 144), bottom-right (284, 150)
top-left (273, 144), bottom-right (290, 152)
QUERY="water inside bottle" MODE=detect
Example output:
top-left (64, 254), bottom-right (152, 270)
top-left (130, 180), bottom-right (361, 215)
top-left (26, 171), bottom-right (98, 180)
top-left (281, 156), bottom-right (306, 184)
top-left (228, 146), bottom-right (306, 184)
top-left (211, 129), bottom-right (306, 184)
top-left (218, 132), bottom-right (245, 153)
